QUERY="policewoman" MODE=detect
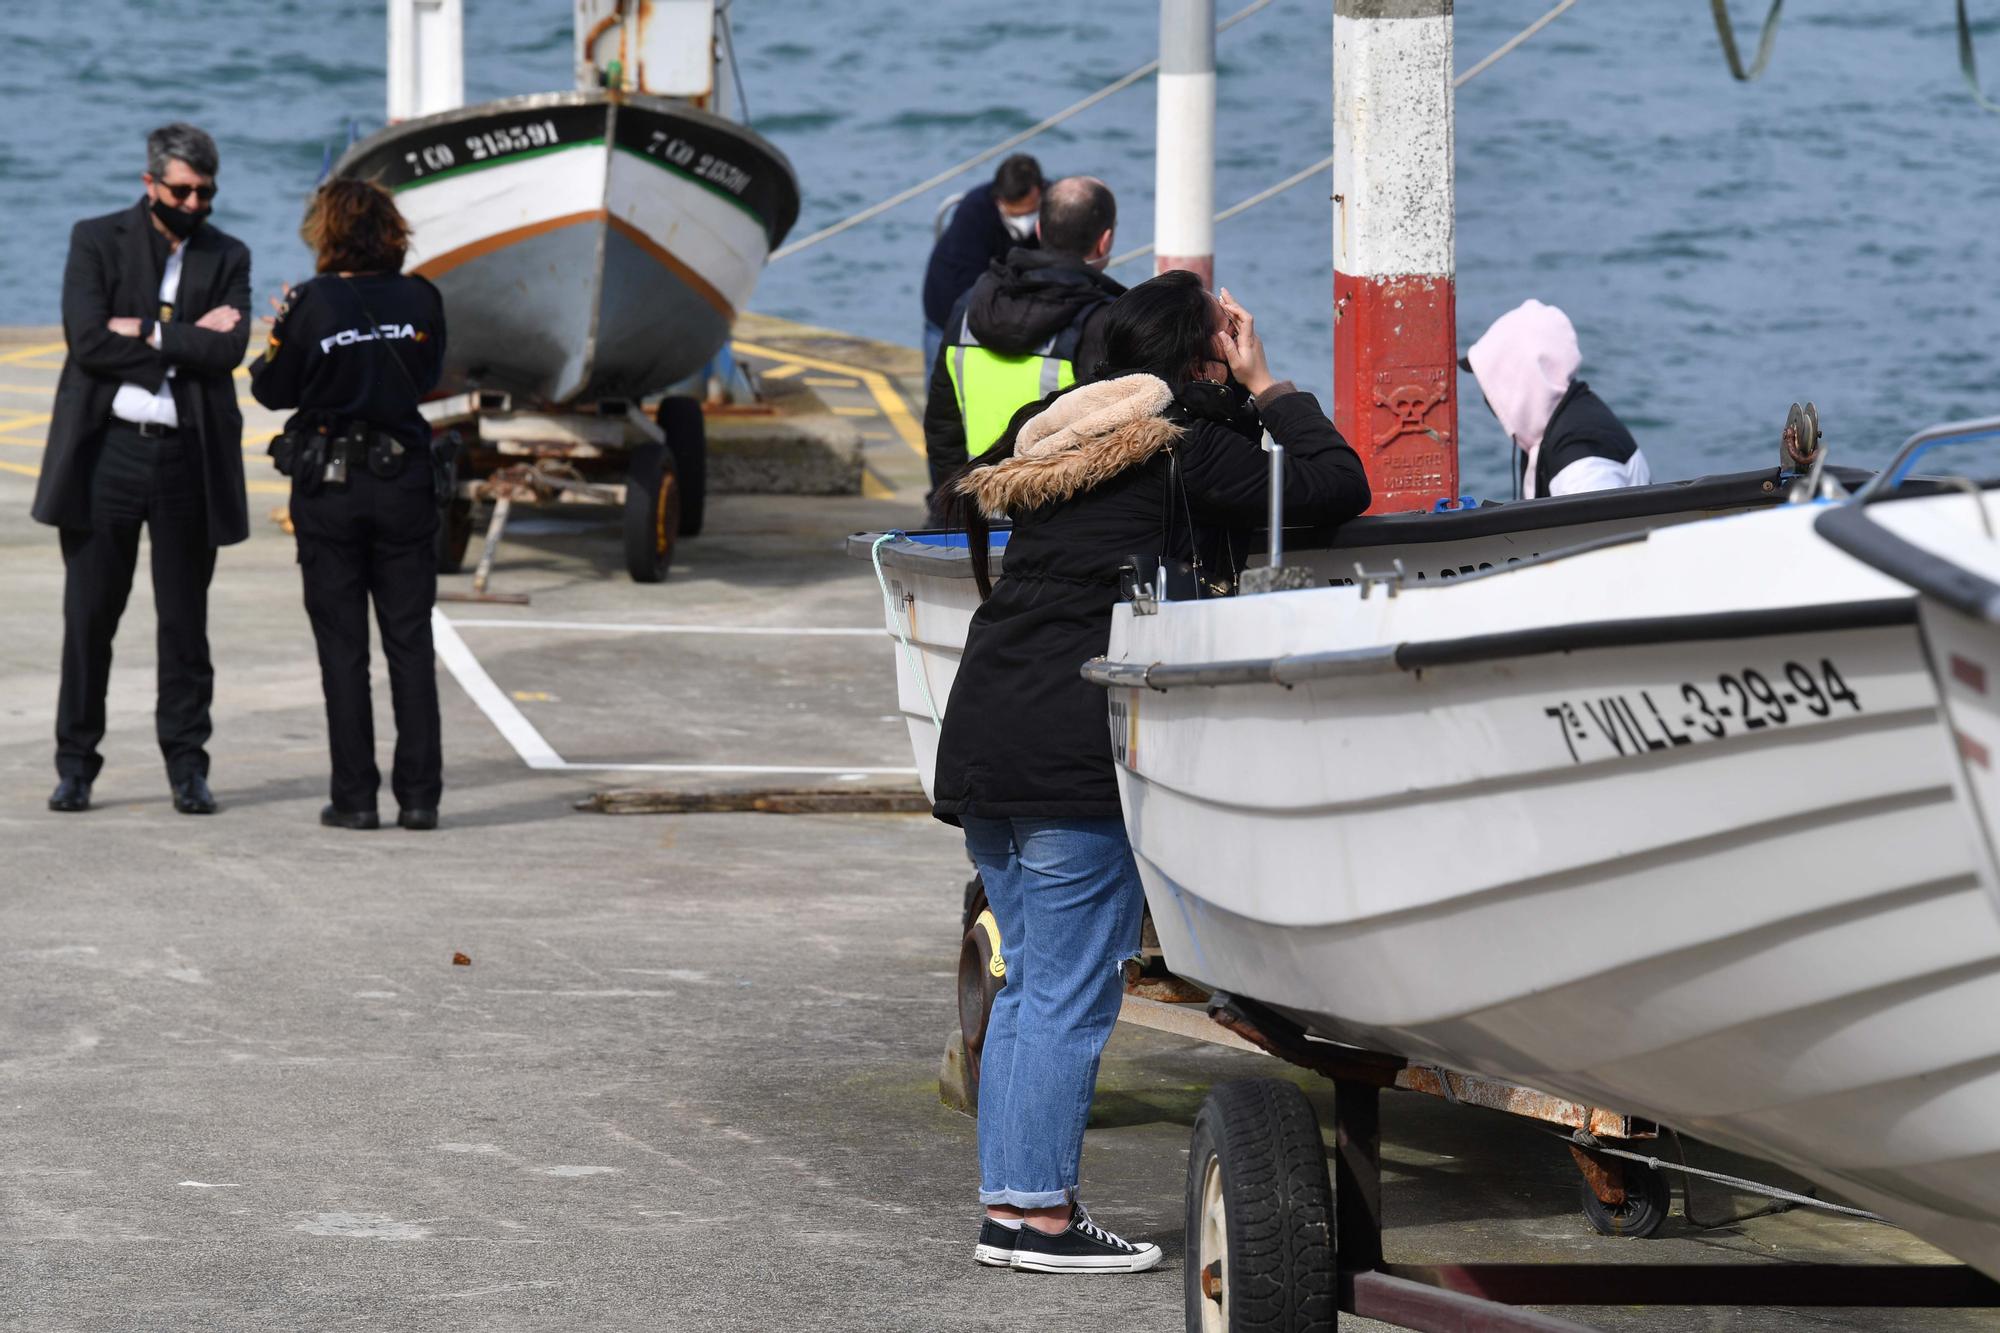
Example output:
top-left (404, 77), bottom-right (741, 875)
top-left (250, 179), bottom-right (448, 831)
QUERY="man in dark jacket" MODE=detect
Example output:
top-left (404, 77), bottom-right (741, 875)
top-left (924, 176), bottom-right (1124, 497)
top-left (34, 123), bottom-right (252, 815)
top-left (921, 154), bottom-right (1044, 376)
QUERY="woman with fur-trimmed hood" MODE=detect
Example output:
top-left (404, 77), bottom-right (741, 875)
top-left (933, 270), bottom-right (1370, 1274)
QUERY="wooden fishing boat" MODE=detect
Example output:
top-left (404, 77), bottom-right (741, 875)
top-left (334, 89), bottom-right (797, 405)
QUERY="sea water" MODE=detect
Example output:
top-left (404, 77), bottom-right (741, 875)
top-left (1, 0), bottom-right (1992, 496)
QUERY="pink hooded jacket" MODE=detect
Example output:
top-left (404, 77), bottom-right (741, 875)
top-left (1464, 299), bottom-right (1581, 455)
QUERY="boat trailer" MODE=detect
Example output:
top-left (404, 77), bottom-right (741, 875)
top-left (1153, 987), bottom-right (2000, 1331)
top-left (423, 389), bottom-right (708, 602)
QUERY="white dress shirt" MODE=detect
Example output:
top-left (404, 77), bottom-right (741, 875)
top-left (110, 242), bottom-right (183, 428)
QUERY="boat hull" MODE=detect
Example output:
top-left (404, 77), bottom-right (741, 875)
top-left (1101, 494), bottom-right (2000, 1277)
top-left (850, 468), bottom-right (1861, 803)
top-left (335, 92), bottom-right (800, 404)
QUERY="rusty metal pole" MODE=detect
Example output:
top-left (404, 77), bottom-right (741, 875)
top-left (1333, 0), bottom-right (1459, 513)
top-left (1154, 0), bottom-right (1217, 285)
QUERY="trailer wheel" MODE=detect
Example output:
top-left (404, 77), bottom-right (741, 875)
top-left (437, 497), bottom-right (474, 574)
top-left (656, 396), bottom-right (708, 538)
top-left (1186, 1079), bottom-right (1336, 1333)
top-left (1578, 1157), bottom-right (1671, 1238)
top-left (623, 441), bottom-right (680, 583)
top-left (956, 904), bottom-right (1005, 1103)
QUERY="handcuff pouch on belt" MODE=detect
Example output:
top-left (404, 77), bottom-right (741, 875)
top-left (270, 416), bottom-right (410, 494)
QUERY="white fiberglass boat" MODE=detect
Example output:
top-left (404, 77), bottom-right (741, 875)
top-left (853, 465), bottom-right (1859, 801)
top-left (1083, 445), bottom-right (2000, 1278)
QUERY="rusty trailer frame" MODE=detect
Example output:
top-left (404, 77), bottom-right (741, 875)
top-left (1127, 988), bottom-right (2000, 1331)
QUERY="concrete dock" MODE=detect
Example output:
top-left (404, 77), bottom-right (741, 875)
top-left (0, 320), bottom-right (1988, 1331)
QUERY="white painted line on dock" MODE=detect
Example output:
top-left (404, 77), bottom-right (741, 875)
top-left (433, 610), bottom-right (915, 779)
top-left (431, 609), bottom-right (565, 770)
top-left (566, 762), bottom-right (917, 776)
top-left (447, 619), bottom-right (879, 637)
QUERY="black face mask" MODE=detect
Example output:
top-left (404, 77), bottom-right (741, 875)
top-left (1176, 376), bottom-right (1261, 440)
top-left (151, 198), bottom-right (209, 240)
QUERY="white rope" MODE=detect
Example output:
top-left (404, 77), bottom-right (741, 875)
top-left (769, 0), bottom-right (1280, 262)
top-left (1109, 0), bottom-right (1586, 269)
top-left (1583, 1140), bottom-right (1888, 1223)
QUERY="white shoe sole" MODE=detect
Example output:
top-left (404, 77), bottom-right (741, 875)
top-left (1011, 1244), bottom-right (1164, 1274)
top-left (974, 1243), bottom-right (1015, 1268)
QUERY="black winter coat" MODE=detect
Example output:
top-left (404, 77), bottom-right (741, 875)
top-left (923, 248), bottom-right (1125, 491)
top-left (921, 184), bottom-right (1037, 328)
top-left (34, 201), bottom-right (253, 544)
top-left (931, 377), bottom-right (1371, 823)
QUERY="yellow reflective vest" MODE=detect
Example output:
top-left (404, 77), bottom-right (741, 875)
top-left (943, 314), bottom-right (1079, 455)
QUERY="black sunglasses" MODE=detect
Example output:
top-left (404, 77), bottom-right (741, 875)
top-left (156, 181), bottom-right (217, 202)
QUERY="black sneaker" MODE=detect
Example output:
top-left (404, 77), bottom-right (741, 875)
top-left (974, 1217), bottom-right (1019, 1268)
top-left (1010, 1204), bottom-right (1162, 1273)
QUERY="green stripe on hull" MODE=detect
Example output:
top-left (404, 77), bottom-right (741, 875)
top-left (610, 143), bottom-right (768, 231)
top-left (390, 138), bottom-right (605, 192)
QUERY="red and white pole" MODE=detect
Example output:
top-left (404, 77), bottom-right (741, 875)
top-left (1334, 0), bottom-right (1458, 513)
top-left (1154, 0), bottom-right (1216, 286)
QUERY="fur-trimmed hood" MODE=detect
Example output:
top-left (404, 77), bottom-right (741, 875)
top-left (955, 374), bottom-right (1183, 518)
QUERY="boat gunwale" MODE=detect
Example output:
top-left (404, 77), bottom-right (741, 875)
top-left (1083, 597), bottom-right (1919, 691)
top-left (333, 89), bottom-right (801, 245)
top-left (1817, 503), bottom-right (2000, 625)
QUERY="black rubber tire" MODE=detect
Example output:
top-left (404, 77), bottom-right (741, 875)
top-left (1185, 1079), bottom-right (1336, 1333)
top-left (622, 441), bottom-right (680, 583)
top-left (436, 497), bottom-right (474, 574)
top-left (1578, 1158), bottom-right (1672, 1238)
top-left (961, 873), bottom-right (987, 936)
top-left (656, 396), bottom-right (708, 538)
top-left (956, 903), bottom-right (1005, 1100)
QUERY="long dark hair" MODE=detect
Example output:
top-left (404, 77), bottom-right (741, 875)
top-left (940, 270), bottom-right (1219, 596)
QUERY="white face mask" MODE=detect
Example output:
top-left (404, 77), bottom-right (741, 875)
top-left (1002, 209), bottom-right (1039, 242)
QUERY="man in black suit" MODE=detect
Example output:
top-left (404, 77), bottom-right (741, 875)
top-left (33, 123), bottom-right (252, 815)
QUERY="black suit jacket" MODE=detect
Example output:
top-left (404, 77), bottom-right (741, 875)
top-left (32, 200), bottom-right (252, 545)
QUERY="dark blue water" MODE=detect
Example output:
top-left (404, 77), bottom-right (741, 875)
top-left (3, 1), bottom-right (1994, 495)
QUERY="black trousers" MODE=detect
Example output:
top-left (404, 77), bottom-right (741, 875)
top-left (291, 464), bottom-right (442, 813)
top-left (56, 427), bottom-right (217, 784)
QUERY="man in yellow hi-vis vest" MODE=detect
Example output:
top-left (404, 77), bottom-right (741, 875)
top-left (923, 177), bottom-right (1124, 501)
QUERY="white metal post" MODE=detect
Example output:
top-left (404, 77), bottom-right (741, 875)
top-left (1155, 0), bottom-right (1217, 285)
top-left (387, 0), bottom-right (464, 122)
top-left (1333, 0), bottom-right (1458, 513)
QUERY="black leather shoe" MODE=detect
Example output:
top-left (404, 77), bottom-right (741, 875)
top-left (320, 803), bottom-right (381, 830)
top-left (397, 808), bottom-right (438, 831)
top-left (172, 773), bottom-right (217, 815)
top-left (48, 777), bottom-right (91, 813)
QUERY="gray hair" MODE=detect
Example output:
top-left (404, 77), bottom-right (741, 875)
top-left (146, 123), bottom-right (219, 179)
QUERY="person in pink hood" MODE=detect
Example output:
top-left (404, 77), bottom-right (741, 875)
top-left (1464, 299), bottom-right (1650, 499)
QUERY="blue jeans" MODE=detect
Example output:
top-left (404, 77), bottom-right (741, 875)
top-left (961, 816), bottom-right (1146, 1208)
top-left (922, 320), bottom-right (945, 384)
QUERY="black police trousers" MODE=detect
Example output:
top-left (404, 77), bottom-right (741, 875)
top-left (291, 463), bottom-right (441, 814)
top-left (56, 426), bottom-right (216, 784)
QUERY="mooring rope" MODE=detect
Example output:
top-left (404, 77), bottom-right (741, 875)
top-left (1710, 0), bottom-right (1785, 82)
top-left (769, 0), bottom-right (1280, 263)
top-left (1107, 0), bottom-right (1587, 269)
